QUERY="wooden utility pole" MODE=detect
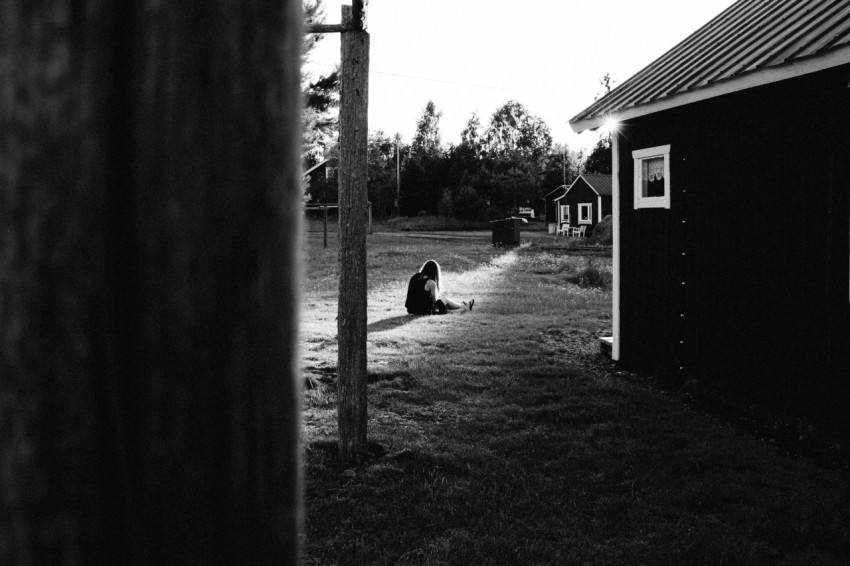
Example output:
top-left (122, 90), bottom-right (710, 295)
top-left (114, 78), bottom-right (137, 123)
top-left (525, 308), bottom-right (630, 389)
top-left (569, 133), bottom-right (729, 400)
top-left (1, 2), bottom-right (303, 563)
top-left (307, 1), bottom-right (370, 463)
top-left (396, 133), bottom-right (402, 216)
top-left (336, 2), bottom-right (370, 463)
top-left (563, 148), bottom-right (567, 185)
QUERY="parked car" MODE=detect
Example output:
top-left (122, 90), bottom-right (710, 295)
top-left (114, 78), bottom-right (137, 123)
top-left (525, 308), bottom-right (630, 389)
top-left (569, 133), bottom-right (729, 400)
top-left (516, 207), bottom-right (535, 219)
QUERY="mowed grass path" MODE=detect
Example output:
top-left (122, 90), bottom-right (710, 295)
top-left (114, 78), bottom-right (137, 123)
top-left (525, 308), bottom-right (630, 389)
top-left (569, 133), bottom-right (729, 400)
top-left (300, 229), bottom-right (850, 566)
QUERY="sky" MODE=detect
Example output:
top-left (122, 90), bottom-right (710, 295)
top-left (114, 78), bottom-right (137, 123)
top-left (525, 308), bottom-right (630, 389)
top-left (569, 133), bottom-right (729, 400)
top-left (303, 0), bottom-right (738, 154)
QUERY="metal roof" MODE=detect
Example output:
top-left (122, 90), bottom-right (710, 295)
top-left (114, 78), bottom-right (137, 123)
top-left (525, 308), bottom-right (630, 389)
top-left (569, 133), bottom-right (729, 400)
top-left (554, 174), bottom-right (613, 200)
top-left (570, 0), bottom-right (850, 132)
top-left (581, 174), bottom-right (613, 196)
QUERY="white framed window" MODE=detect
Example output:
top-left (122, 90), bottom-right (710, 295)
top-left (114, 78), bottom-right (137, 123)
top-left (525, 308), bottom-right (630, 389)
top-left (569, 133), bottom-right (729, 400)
top-left (559, 204), bottom-right (570, 224)
top-left (578, 203), bottom-right (592, 224)
top-left (632, 144), bottom-right (671, 209)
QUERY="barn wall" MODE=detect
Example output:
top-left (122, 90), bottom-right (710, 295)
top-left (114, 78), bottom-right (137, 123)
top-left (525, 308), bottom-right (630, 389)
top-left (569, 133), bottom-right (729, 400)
top-left (615, 66), bottom-right (850, 431)
top-left (545, 189), bottom-right (566, 224)
top-left (601, 196), bottom-right (612, 222)
top-left (566, 179), bottom-right (598, 232)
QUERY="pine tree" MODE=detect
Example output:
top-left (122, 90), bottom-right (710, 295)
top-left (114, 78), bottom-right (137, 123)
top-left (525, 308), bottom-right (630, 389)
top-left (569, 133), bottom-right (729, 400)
top-left (411, 100), bottom-right (442, 158)
top-left (302, 0), bottom-right (340, 163)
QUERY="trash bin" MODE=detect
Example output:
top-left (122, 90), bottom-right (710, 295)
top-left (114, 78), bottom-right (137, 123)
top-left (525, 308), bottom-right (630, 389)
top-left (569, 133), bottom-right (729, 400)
top-left (490, 217), bottom-right (521, 247)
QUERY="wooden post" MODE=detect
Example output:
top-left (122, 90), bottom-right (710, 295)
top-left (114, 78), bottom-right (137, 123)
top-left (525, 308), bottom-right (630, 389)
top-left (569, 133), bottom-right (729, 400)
top-left (396, 134), bottom-right (401, 216)
top-left (0, 1), bottom-right (303, 563)
top-left (337, 4), bottom-right (370, 463)
top-left (352, 0), bottom-right (367, 30)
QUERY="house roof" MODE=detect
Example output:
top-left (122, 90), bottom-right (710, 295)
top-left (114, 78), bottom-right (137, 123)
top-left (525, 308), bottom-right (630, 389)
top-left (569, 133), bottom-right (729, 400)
top-left (303, 158), bottom-right (330, 177)
top-left (553, 174), bottom-right (613, 200)
top-left (570, 0), bottom-right (850, 132)
top-left (581, 174), bottom-right (613, 196)
top-left (544, 184), bottom-right (569, 199)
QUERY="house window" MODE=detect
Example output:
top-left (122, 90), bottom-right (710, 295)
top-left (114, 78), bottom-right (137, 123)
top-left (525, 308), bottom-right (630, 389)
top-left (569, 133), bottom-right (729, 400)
top-left (560, 204), bottom-right (569, 225)
top-left (632, 144), bottom-right (671, 209)
top-left (578, 203), bottom-right (592, 224)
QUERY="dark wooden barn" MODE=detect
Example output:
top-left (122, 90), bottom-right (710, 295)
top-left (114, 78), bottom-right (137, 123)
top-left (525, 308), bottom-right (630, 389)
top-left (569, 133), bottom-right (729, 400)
top-left (570, 0), bottom-right (850, 434)
top-left (542, 184), bottom-right (568, 225)
top-left (303, 157), bottom-right (338, 202)
top-left (303, 157), bottom-right (337, 186)
top-left (553, 173), bottom-right (612, 236)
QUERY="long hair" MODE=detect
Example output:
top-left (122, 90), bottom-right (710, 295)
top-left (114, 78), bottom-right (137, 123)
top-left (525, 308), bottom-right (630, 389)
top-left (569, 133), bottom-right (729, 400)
top-left (419, 259), bottom-right (441, 289)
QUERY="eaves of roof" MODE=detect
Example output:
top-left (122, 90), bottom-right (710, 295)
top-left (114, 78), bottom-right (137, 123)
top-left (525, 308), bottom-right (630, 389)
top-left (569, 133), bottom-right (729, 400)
top-left (570, 0), bottom-right (850, 132)
top-left (544, 185), bottom-right (569, 198)
top-left (554, 174), bottom-right (613, 200)
top-left (302, 158), bottom-right (330, 177)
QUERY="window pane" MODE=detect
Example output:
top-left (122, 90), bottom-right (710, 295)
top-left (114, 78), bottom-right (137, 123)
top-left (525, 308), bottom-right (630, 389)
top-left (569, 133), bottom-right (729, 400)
top-left (641, 156), bottom-right (665, 197)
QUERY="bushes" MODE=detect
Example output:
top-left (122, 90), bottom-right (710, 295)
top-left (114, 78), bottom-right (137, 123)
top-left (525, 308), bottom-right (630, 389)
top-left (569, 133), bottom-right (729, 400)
top-left (452, 185), bottom-right (489, 222)
top-left (524, 251), bottom-right (612, 290)
top-left (588, 214), bottom-right (612, 245)
top-left (567, 258), bottom-right (612, 289)
top-left (388, 215), bottom-right (488, 231)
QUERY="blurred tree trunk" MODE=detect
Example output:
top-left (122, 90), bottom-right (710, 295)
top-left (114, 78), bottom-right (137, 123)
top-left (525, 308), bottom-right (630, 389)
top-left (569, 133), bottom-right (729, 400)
top-left (0, 1), bottom-right (303, 564)
top-left (337, 6), bottom-right (370, 463)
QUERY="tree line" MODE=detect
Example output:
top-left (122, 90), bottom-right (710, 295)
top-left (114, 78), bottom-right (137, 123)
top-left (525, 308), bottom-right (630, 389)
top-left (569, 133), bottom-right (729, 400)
top-left (305, 97), bottom-right (611, 221)
top-left (301, 0), bottom-right (611, 221)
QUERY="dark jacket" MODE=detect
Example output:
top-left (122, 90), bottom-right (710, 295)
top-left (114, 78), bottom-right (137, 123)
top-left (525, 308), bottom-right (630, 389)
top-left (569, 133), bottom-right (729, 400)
top-left (405, 273), bottom-right (445, 315)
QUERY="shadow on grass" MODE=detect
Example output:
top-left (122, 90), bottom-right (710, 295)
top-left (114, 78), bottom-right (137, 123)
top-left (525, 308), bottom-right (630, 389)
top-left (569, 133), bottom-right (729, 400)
top-left (367, 314), bottom-right (417, 333)
top-left (307, 439), bottom-right (388, 466)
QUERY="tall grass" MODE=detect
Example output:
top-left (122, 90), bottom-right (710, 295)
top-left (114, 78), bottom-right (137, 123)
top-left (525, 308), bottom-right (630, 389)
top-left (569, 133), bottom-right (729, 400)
top-left (567, 257), bottom-right (612, 289)
top-left (300, 229), bottom-right (850, 566)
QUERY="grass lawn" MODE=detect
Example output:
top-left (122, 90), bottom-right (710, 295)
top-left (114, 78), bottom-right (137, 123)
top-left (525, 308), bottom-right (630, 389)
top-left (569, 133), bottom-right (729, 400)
top-left (300, 226), bottom-right (850, 566)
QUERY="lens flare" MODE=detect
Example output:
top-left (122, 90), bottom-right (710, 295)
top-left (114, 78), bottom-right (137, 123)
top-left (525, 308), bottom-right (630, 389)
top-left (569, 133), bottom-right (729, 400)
top-left (602, 117), bottom-right (619, 134)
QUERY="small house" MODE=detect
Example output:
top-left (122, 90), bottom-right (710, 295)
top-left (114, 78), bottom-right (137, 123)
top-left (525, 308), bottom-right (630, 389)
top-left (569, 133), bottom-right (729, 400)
top-left (570, 0), bottom-right (850, 433)
top-left (302, 157), bottom-right (337, 202)
top-left (542, 185), bottom-right (568, 225)
top-left (552, 173), bottom-right (612, 236)
top-left (303, 157), bottom-right (333, 186)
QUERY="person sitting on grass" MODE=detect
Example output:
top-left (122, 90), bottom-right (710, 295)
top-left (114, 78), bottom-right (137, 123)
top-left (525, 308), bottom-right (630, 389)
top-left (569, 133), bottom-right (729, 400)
top-left (405, 259), bottom-right (474, 315)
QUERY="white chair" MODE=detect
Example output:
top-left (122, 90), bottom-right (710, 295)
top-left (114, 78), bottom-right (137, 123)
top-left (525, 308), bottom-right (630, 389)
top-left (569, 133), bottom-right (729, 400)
top-left (556, 223), bottom-right (570, 236)
top-left (571, 225), bottom-right (587, 238)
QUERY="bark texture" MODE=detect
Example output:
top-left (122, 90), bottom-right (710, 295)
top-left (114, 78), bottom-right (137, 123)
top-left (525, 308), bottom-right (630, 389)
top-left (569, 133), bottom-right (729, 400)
top-left (336, 14), bottom-right (370, 463)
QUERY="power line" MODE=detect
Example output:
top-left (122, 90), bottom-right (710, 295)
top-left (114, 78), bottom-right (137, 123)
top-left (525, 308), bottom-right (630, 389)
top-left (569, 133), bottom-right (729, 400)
top-left (306, 61), bottom-right (559, 99)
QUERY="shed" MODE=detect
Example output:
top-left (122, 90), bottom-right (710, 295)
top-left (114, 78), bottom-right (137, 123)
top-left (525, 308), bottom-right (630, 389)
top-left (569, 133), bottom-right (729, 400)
top-left (303, 157), bottom-right (332, 184)
top-left (303, 157), bottom-right (337, 202)
top-left (542, 184), bottom-right (568, 224)
top-left (570, 0), bottom-right (850, 433)
top-left (552, 173), bottom-right (612, 236)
